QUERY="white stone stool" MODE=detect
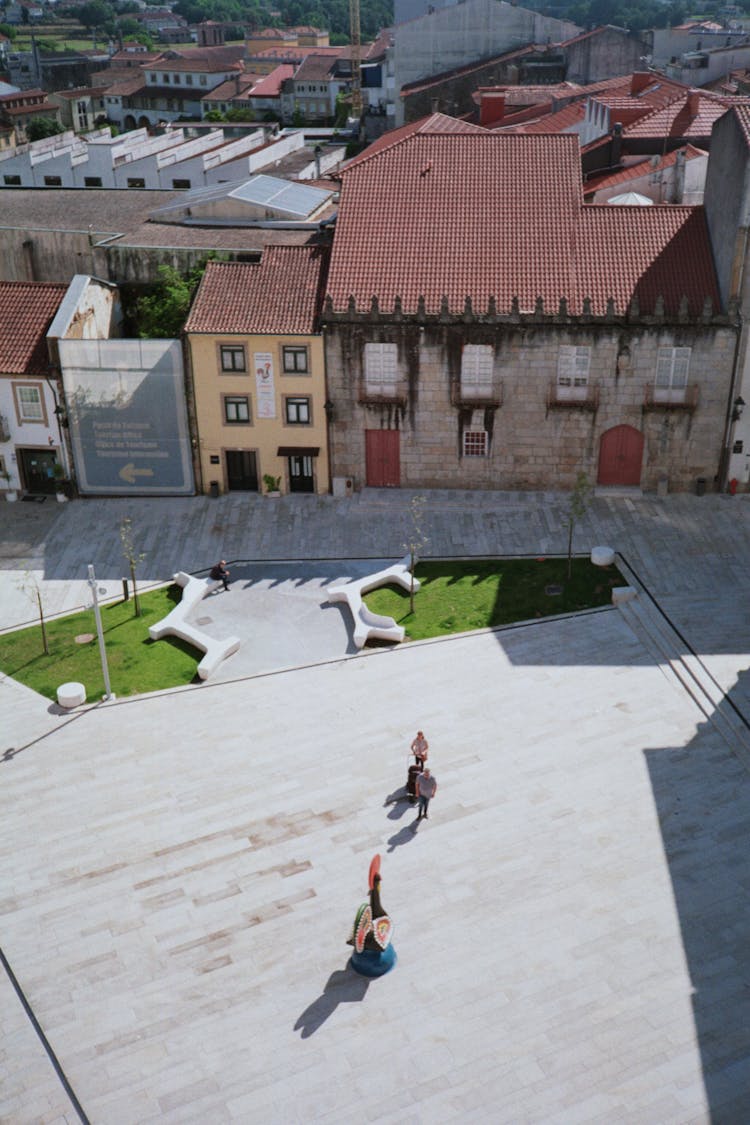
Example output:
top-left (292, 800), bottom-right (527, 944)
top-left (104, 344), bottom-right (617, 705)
top-left (591, 546), bottom-right (616, 567)
top-left (57, 681), bottom-right (86, 708)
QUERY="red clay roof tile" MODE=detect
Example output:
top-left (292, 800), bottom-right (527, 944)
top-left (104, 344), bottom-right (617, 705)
top-left (326, 132), bottom-right (720, 318)
top-left (0, 282), bottom-right (68, 375)
top-left (185, 246), bottom-right (328, 335)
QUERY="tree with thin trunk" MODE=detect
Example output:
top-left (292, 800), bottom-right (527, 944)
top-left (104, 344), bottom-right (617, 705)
top-left (567, 470), bottom-right (592, 579)
top-left (403, 494), bottom-right (429, 614)
top-left (119, 517), bottom-right (146, 617)
top-left (18, 566), bottom-right (49, 656)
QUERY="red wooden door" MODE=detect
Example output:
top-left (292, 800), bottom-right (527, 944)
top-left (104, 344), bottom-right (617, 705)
top-left (365, 430), bottom-right (400, 487)
top-left (597, 425), bottom-right (644, 486)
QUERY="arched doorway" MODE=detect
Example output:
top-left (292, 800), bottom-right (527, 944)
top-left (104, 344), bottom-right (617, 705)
top-left (598, 424), bottom-right (644, 486)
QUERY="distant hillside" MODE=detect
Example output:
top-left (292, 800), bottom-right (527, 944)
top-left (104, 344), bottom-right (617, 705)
top-left (172, 0), bottom-right (393, 43)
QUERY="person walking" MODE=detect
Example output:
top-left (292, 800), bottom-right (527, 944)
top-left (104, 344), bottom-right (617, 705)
top-left (410, 730), bottom-right (429, 769)
top-left (416, 767), bottom-right (437, 821)
top-left (210, 559), bottom-right (231, 591)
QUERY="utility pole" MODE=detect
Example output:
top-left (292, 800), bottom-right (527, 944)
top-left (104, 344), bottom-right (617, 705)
top-left (88, 564), bottom-right (115, 701)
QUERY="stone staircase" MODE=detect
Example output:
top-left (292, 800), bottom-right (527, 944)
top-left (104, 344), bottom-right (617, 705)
top-left (615, 563), bottom-right (750, 771)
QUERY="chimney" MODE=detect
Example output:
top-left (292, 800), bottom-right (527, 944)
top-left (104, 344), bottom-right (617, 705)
top-left (630, 71), bottom-right (651, 95)
top-left (479, 90), bottom-right (505, 127)
top-left (687, 91), bottom-right (700, 116)
top-left (611, 121), bottom-right (623, 166)
top-left (675, 146), bottom-right (686, 202)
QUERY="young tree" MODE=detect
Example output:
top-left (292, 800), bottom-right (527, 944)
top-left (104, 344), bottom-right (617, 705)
top-left (135, 259), bottom-right (211, 338)
top-left (18, 567), bottom-right (50, 656)
top-left (567, 470), bottom-right (592, 579)
top-left (119, 517), bottom-right (147, 617)
top-left (403, 494), bottom-right (428, 614)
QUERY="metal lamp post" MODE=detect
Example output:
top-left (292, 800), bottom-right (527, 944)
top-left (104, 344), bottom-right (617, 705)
top-left (87, 564), bottom-right (114, 701)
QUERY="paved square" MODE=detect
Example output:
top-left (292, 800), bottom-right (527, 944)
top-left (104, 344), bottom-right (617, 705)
top-left (4, 491), bottom-right (750, 1122)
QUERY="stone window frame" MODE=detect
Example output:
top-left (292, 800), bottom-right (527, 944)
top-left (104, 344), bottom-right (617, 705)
top-left (13, 381), bottom-right (48, 427)
top-left (284, 395), bottom-right (311, 425)
top-left (222, 394), bottom-right (252, 425)
top-left (218, 343), bottom-right (247, 373)
top-left (463, 430), bottom-right (488, 458)
top-left (281, 345), bottom-right (310, 375)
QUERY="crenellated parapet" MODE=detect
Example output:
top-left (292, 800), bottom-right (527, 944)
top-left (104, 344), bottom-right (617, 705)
top-left (322, 293), bottom-right (738, 328)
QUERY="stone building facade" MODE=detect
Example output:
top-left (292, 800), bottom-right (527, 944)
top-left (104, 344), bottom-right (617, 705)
top-left (323, 298), bottom-right (737, 492)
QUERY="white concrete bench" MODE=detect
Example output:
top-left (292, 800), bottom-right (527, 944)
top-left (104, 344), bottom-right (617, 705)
top-left (148, 571), bottom-right (240, 681)
top-left (327, 557), bottom-right (421, 649)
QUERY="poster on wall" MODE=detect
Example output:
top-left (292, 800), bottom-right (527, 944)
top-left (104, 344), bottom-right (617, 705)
top-left (60, 338), bottom-right (194, 495)
top-left (254, 352), bottom-right (276, 418)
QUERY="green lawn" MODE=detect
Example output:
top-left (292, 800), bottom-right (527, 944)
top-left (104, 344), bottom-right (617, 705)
top-left (364, 557), bottom-right (624, 641)
top-left (0, 585), bottom-right (201, 701)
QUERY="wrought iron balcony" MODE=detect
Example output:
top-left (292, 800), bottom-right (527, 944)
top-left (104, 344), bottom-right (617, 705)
top-left (643, 383), bottom-right (699, 412)
top-left (546, 380), bottom-right (600, 411)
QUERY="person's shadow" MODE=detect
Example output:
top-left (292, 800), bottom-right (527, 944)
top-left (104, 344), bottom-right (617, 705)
top-left (384, 786), bottom-right (413, 820)
top-left (387, 820), bottom-right (420, 851)
top-left (294, 966), bottom-right (370, 1037)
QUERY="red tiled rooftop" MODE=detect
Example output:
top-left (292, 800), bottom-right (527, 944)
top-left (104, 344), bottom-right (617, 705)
top-left (579, 206), bottom-right (720, 316)
top-left (0, 282), bottom-right (68, 375)
top-left (500, 101), bottom-right (585, 134)
top-left (185, 246), bottom-right (328, 335)
top-left (344, 113), bottom-right (486, 169)
top-left (327, 132), bottom-right (720, 317)
top-left (328, 134), bottom-right (583, 315)
top-left (624, 91), bottom-right (749, 139)
top-left (583, 144), bottom-right (706, 195)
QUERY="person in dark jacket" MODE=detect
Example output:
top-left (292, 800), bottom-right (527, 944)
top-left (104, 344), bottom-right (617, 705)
top-left (210, 559), bottom-right (230, 591)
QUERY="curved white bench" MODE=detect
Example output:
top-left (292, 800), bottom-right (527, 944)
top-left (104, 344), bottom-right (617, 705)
top-left (327, 556), bottom-right (421, 649)
top-left (149, 571), bottom-right (240, 681)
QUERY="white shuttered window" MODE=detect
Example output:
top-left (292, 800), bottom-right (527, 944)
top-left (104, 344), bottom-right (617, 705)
top-left (461, 345), bottom-right (494, 397)
top-left (364, 343), bottom-right (398, 396)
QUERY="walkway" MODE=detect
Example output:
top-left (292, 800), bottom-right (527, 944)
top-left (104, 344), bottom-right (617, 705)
top-left (2, 489), bottom-right (750, 1123)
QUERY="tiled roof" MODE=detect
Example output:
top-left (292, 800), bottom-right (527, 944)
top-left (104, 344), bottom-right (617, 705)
top-left (294, 54), bottom-right (337, 81)
top-left (185, 246), bottom-right (329, 334)
top-left (500, 101), bottom-right (585, 134)
top-left (142, 46), bottom-right (245, 73)
top-left (624, 91), bottom-right (748, 139)
top-left (0, 282), bottom-right (67, 374)
top-left (247, 65), bottom-right (294, 96)
top-left (328, 134), bottom-right (583, 315)
top-left (344, 112), bottom-right (485, 169)
top-left (732, 103), bottom-right (750, 148)
top-left (583, 144), bottom-right (706, 194)
top-left (326, 132), bottom-right (720, 317)
top-left (54, 85), bottom-right (108, 99)
top-left (579, 206), bottom-right (720, 316)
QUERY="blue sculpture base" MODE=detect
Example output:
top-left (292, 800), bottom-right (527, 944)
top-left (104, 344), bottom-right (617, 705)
top-left (350, 944), bottom-right (397, 977)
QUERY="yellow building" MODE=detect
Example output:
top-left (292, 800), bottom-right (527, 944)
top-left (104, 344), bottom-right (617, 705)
top-left (185, 248), bottom-right (330, 496)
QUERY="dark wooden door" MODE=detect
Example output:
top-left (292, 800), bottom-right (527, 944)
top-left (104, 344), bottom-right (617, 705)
top-left (225, 450), bottom-right (258, 491)
top-left (288, 455), bottom-right (314, 493)
top-left (365, 430), bottom-right (400, 488)
top-left (19, 448), bottom-right (57, 494)
top-left (597, 425), bottom-right (644, 486)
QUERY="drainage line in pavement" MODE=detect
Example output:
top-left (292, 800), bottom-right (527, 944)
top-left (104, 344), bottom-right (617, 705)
top-left (618, 551), bottom-right (750, 734)
top-left (0, 946), bottom-right (91, 1125)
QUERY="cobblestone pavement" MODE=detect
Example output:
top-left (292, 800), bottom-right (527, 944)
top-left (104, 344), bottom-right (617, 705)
top-left (2, 489), bottom-right (750, 1123)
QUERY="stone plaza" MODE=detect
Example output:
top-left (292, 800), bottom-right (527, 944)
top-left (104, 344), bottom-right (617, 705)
top-left (2, 489), bottom-right (750, 1122)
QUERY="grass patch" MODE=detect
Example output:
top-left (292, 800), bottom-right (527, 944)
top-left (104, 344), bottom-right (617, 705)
top-left (0, 585), bottom-right (201, 701)
top-left (364, 557), bottom-right (624, 641)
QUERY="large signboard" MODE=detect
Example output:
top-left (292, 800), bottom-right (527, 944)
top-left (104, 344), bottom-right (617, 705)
top-left (60, 339), bottom-right (194, 495)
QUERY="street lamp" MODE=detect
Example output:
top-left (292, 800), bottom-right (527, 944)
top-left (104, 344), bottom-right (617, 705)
top-left (87, 564), bottom-right (115, 701)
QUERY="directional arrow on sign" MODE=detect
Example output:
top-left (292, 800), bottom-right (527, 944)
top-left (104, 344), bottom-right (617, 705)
top-left (119, 464), bottom-right (155, 484)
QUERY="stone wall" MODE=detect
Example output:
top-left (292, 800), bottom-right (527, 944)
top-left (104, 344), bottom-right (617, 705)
top-left (324, 313), bottom-right (737, 492)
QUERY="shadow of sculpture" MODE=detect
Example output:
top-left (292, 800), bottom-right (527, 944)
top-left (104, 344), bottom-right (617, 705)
top-left (294, 967), bottom-right (370, 1038)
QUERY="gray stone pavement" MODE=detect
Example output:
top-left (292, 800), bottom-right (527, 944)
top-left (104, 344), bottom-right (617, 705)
top-left (3, 489), bottom-right (750, 1123)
